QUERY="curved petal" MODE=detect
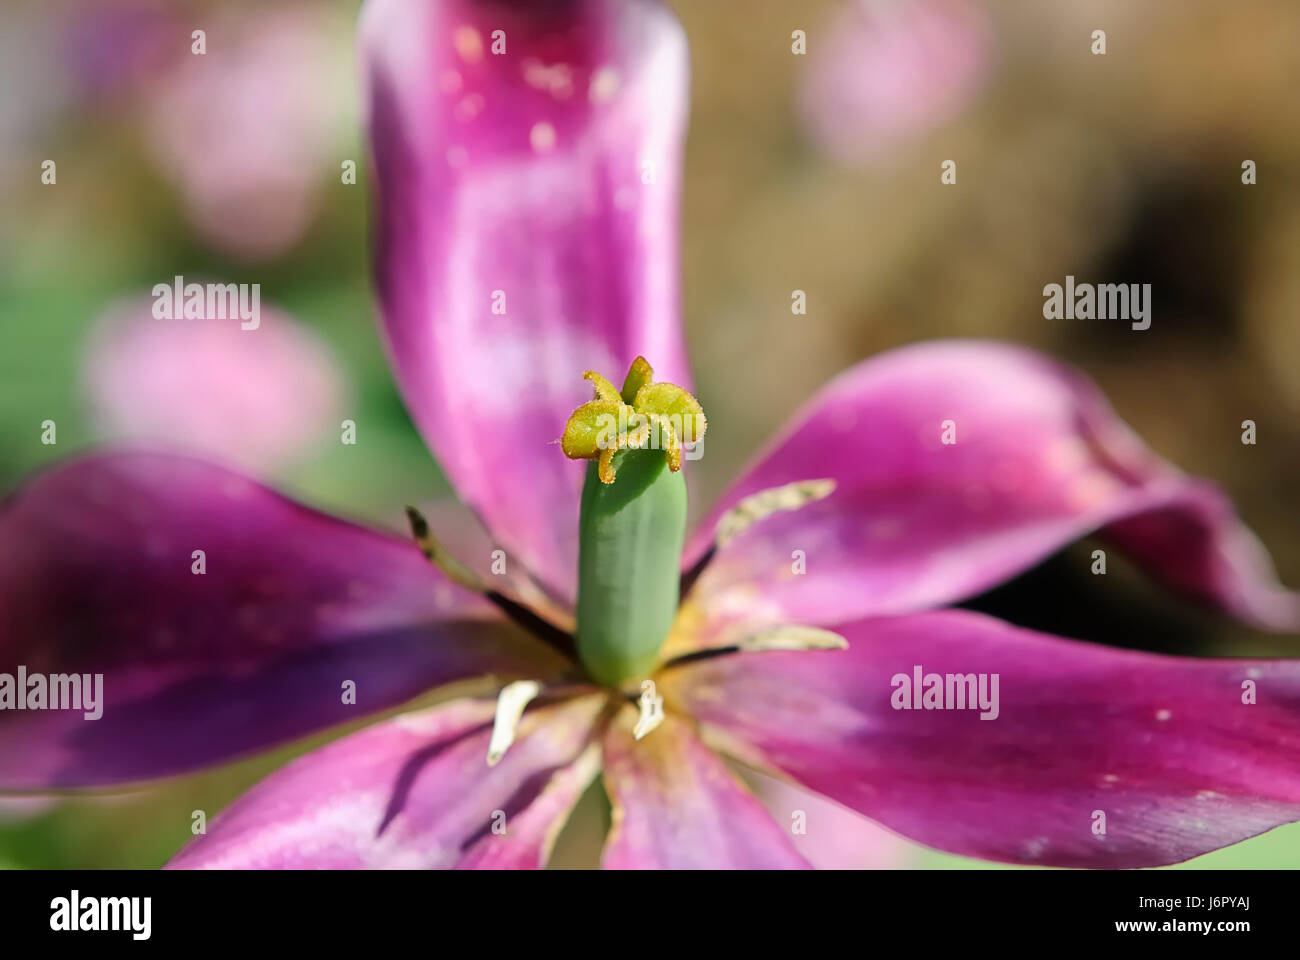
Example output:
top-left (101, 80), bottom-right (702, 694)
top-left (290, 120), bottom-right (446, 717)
top-left (664, 609), bottom-right (1300, 868)
top-left (0, 452), bottom-right (572, 790)
top-left (600, 709), bottom-right (810, 869)
top-left (363, 0), bottom-right (692, 603)
top-left (685, 341), bottom-right (1298, 641)
top-left (168, 695), bottom-right (604, 869)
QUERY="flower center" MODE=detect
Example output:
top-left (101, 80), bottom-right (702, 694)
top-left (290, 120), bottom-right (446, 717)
top-left (562, 357), bottom-right (707, 687)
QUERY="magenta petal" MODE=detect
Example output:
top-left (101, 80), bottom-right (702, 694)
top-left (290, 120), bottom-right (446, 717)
top-left (0, 453), bottom-right (570, 789)
top-left (363, 0), bottom-right (691, 602)
top-left (167, 695), bottom-right (604, 869)
top-left (687, 341), bottom-right (1298, 635)
top-left (600, 711), bottom-right (810, 869)
top-left (666, 610), bottom-right (1300, 868)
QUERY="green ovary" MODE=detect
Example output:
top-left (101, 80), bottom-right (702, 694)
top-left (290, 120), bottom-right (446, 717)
top-left (575, 451), bottom-right (687, 687)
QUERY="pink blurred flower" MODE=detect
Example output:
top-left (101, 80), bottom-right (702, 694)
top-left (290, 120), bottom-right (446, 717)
top-left (82, 294), bottom-right (346, 471)
top-left (798, 0), bottom-right (994, 164)
top-left (143, 5), bottom-right (352, 260)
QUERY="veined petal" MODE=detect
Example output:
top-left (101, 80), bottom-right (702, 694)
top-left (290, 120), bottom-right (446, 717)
top-left (664, 609), bottom-right (1300, 868)
top-left (685, 341), bottom-right (1298, 638)
top-left (600, 708), bottom-right (810, 869)
top-left (0, 453), bottom-right (571, 790)
top-left (168, 695), bottom-right (605, 869)
top-left (363, 0), bottom-right (692, 604)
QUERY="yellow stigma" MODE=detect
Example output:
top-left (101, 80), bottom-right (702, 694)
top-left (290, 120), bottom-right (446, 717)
top-left (561, 356), bottom-right (707, 484)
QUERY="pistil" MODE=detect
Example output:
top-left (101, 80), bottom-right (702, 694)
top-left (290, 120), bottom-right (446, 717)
top-left (562, 357), bottom-right (706, 687)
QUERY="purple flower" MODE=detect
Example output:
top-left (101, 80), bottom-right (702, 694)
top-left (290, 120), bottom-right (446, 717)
top-left (2, 0), bottom-right (1298, 870)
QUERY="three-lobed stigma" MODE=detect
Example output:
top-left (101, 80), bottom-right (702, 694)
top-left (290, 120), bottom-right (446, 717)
top-left (561, 356), bottom-right (706, 483)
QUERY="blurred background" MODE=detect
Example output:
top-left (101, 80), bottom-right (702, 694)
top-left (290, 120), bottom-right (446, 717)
top-left (0, 0), bottom-right (1297, 868)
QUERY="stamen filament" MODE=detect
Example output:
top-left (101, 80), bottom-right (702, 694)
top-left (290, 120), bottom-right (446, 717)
top-left (681, 479), bottom-right (836, 598)
top-left (404, 506), bottom-right (579, 661)
top-left (487, 680), bottom-right (542, 766)
top-left (715, 479), bottom-right (837, 547)
top-left (657, 625), bottom-right (848, 672)
top-left (633, 680), bottom-right (665, 740)
top-left (404, 506), bottom-right (486, 592)
top-left (738, 625), bottom-right (848, 652)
